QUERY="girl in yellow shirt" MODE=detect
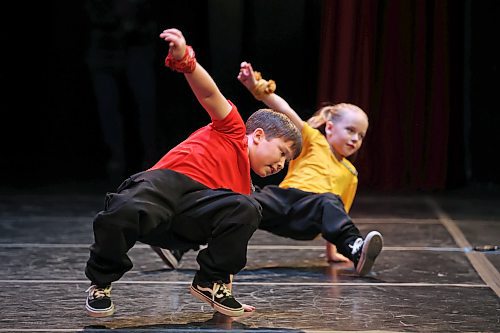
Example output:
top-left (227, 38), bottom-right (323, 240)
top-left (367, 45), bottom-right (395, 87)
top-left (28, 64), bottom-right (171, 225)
top-left (238, 62), bottom-right (383, 276)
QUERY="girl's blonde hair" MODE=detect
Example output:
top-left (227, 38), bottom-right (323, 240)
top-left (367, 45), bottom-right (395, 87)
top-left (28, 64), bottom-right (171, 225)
top-left (306, 103), bottom-right (367, 135)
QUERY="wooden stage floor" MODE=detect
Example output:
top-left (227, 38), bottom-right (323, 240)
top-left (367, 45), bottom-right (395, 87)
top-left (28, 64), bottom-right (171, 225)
top-left (0, 183), bottom-right (499, 332)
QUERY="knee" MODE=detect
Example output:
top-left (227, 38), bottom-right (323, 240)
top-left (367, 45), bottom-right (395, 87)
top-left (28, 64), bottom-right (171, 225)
top-left (96, 192), bottom-right (153, 230)
top-left (318, 192), bottom-right (342, 202)
top-left (234, 195), bottom-right (262, 228)
top-left (93, 201), bottom-right (135, 231)
top-left (318, 193), bottom-right (346, 211)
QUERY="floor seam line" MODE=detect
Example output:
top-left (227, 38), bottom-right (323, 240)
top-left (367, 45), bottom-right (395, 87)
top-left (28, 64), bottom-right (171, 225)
top-left (425, 196), bottom-right (500, 297)
top-left (0, 279), bottom-right (489, 288)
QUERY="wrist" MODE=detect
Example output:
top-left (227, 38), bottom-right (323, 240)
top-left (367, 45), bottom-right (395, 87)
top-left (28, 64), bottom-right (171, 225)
top-left (165, 45), bottom-right (197, 73)
top-left (252, 79), bottom-right (276, 101)
top-left (251, 71), bottom-right (276, 101)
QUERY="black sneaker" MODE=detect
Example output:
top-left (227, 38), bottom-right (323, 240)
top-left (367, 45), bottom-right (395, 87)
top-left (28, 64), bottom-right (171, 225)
top-left (85, 285), bottom-right (115, 317)
top-left (350, 231), bottom-right (383, 276)
top-left (151, 246), bottom-right (185, 269)
top-left (190, 274), bottom-right (244, 317)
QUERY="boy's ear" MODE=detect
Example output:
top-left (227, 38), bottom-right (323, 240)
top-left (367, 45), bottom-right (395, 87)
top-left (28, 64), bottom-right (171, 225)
top-left (252, 128), bottom-right (265, 144)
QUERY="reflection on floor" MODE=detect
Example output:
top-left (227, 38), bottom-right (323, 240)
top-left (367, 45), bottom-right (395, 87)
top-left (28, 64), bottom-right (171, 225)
top-left (0, 186), bottom-right (499, 332)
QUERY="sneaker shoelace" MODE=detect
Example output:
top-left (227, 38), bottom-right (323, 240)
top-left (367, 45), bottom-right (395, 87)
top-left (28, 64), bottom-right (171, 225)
top-left (211, 282), bottom-right (232, 301)
top-left (86, 285), bottom-right (111, 299)
top-left (349, 238), bottom-right (364, 255)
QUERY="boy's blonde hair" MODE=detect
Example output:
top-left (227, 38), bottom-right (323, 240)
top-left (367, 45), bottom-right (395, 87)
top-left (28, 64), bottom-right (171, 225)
top-left (306, 103), bottom-right (368, 135)
top-left (246, 109), bottom-right (302, 159)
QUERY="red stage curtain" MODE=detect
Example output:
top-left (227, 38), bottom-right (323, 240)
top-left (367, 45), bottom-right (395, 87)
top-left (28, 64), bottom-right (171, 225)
top-left (318, 0), bottom-right (451, 191)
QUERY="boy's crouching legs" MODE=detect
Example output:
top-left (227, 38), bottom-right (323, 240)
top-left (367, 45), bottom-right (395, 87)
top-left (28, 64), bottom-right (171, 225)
top-left (191, 194), bottom-right (261, 316)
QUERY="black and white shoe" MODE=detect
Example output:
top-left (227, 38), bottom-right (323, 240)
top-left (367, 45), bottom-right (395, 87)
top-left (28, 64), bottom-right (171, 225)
top-left (85, 284), bottom-right (115, 317)
top-left (190, 273), bottom-right (244, 317)
top-left (350, 231), bottom-right (383, 276)
top-left (151, 246), bottom-right (186, 269)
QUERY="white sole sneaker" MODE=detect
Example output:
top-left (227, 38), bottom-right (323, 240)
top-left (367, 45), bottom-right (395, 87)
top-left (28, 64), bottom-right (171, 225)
top-left (190, 284), bottom-right (244, 317)
top-left (86, 302), bottom-right (115, 317)
top-left (150, 246), bottom-right (179, 269)
top-left (356, 231), bottom-right (383, 276)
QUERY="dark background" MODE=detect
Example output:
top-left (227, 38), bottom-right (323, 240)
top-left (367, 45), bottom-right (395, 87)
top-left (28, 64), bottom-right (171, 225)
top-left (1, 0), bottom-right (498, 194)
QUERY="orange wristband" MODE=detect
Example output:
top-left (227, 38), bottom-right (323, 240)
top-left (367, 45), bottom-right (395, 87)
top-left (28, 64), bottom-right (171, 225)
top-left (165, 45), bottom-right (197, 73)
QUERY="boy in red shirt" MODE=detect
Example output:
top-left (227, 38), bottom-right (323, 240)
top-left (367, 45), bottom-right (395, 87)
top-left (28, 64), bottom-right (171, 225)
top-left (84, 28), bottom-right (302, 318)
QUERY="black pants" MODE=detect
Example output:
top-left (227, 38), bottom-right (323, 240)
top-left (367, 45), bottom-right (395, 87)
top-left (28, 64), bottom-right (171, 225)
top-left (252, 185), bottom-right (360, 259)
top-left (85, 169), bottom-right (261, 285)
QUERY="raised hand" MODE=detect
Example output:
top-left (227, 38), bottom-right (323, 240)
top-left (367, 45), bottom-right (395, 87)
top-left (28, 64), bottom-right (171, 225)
top-left (237, 61), bottom-right (258, 91)
top-left (159, 28), bottom-right (187, 60)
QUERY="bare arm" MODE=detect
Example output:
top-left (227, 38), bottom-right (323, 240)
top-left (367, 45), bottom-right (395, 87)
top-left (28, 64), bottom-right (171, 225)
top-left (159, 28), bottom-right (231, 120)
top-left (326, 242), bottom-right (350, 263)
top-left (237, 62), bottom-right (304, 130)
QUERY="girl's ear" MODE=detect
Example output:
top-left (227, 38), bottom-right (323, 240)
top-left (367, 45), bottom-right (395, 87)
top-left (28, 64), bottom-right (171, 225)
top-left (252, 128), bottom-right (265, 144)
top-left (325, 120), bottom-right (334, 137)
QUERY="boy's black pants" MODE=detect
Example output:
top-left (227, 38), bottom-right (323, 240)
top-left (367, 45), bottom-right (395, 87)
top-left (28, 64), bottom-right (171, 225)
top-left (85, 169), bottom-right (261, 286)
top-left (252, 185), bottom-right (360, 259)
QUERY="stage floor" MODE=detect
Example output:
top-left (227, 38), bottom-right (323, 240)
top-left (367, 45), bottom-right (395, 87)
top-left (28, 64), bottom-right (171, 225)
top-left (0, 183), bottom-right (499, 332)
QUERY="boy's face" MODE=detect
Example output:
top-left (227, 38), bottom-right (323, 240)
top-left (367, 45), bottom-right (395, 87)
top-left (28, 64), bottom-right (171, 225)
top-left (248, 129), bottom-right (294, 177)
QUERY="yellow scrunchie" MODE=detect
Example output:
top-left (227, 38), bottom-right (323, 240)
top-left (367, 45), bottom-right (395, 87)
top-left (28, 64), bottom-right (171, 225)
top-left (252, 71), bottom-right (276, 101)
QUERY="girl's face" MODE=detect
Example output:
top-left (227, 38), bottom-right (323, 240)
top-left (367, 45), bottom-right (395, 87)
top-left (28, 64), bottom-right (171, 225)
top-left (325, 109), bottom-right (368, 160)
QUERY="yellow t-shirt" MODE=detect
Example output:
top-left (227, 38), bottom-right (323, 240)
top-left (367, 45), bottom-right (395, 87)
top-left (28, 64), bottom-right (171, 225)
top-left (279, 123), bottom-right (358, 212)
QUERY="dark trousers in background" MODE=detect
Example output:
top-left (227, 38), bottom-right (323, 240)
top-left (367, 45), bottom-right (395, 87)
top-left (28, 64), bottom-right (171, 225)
top-left (85, 169), bottom-right (261, 286)
top-left (252, 185), bottom-right (360, 259)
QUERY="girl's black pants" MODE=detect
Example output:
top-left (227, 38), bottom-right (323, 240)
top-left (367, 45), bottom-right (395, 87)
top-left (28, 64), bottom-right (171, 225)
top-left (252, 185), bottom-right (361, 259)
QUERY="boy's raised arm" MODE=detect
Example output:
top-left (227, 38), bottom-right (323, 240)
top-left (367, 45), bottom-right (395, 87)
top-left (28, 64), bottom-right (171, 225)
top-left (160, 28), bottom-right (231, 120)
top-left (237, 62), bottom-right (304, 130)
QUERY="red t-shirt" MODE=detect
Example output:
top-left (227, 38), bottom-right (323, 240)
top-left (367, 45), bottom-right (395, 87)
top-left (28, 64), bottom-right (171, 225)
top-left (149, 101), bottom-right (251, 194)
